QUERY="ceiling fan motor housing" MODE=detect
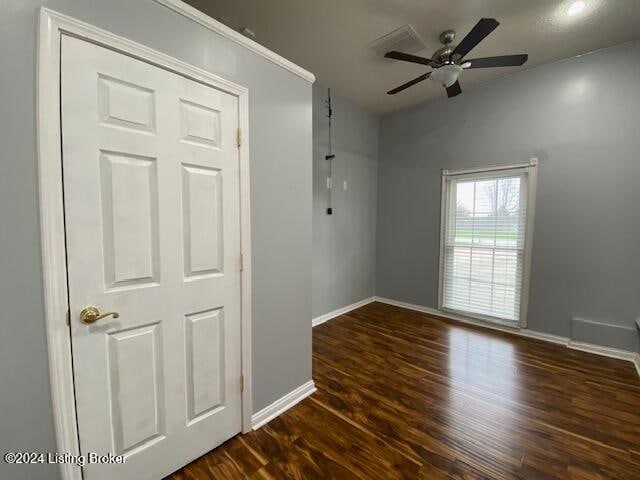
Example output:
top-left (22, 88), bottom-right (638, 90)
top-left (432, 45), bottom-right (454, 64)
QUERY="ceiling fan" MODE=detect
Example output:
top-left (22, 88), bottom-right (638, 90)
top-left (385, 18), bottom-right (528, 98)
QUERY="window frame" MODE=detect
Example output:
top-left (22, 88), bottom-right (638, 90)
top-left (437, 159), bottom-right (538, 328)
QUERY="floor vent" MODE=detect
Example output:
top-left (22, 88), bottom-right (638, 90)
top-left (368, 24), bottom-right (427, 57)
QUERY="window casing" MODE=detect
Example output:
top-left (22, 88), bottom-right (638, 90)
top-left (438, 161), bottom-right (537, 327)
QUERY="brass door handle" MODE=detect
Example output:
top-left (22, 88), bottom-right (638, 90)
top-left (80, 307), bottom-right (120, 325)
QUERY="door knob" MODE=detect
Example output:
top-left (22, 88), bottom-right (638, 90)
top-left (80, 307), bottom-right (120, 325)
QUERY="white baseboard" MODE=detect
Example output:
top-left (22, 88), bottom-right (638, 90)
top-left (251, 380), bottom-right (317, 430)
top-left (566, 341), bottom-right (638, 362)
top-left (373, 296), bottom-right (640, 377)
top-left (312, 297), bottom-right (375, 327)
top-left (309, 295), bottom-right (639, 380)
top-left (373, 296), bottom-right (568, 345)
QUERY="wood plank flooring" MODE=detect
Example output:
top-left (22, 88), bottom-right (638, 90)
top-left (167, 302), bottom-right (640, 479)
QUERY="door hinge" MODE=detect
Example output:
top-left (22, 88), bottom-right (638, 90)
top-left (240, 253), bottom-right (244, 272)
top-left (240, 374), bottom-right (244, 392)
top-left (236, 127), bottom-right (242, 148)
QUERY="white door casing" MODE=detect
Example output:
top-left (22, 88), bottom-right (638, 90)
top-left (39, 9), bottom-right (255, 480)
top-left (61, 34), bottom-right (242, 480)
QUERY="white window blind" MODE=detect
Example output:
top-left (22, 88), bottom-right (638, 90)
top-left (440, 165), bottom-right (535, 325)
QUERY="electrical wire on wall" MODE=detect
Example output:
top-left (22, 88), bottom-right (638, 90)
top-left (325, 88), bottom-right (335, 215)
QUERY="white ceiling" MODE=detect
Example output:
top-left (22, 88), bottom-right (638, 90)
top-left (187, 0), bottom-right (640, 113)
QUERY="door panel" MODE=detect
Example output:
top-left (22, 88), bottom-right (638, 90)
top-left (98, 74), bottom-right (157, 133)
top-left (61, 34), bottom-right (242, 480)
top-left (181, 165), bottom-right (223, 277)
top-left (185, 308), bottom-right (225, 423)
top-left (101, 151), bottom-right (160, 287)
top-left (180, 99), bottom-right (222, 148)
top-left (108, 323), bottom-right (164, 455)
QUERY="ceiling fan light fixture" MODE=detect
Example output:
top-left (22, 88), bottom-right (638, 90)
top-left (430, 64), bottom-right (463, 88)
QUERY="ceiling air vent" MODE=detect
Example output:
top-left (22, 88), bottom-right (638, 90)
top-left (368, 24), bottom-right (427, 58)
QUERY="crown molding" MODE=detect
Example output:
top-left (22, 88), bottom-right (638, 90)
top-left (153, 0), bottom-right (315, 83)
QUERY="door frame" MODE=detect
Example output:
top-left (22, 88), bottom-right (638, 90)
top-left (37, 8), bottom-right (253, 480)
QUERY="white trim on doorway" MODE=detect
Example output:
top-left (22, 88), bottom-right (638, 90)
top-left (312, 297), bottom-right (375, 327)
top-left (37, 9), bottom-right (253, 480)
top-left (153, 0), bottom-right (315, 83)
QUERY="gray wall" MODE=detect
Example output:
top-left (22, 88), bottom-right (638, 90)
top-left (377, 39), bottom-right (640, 350)
top-left (312, 84), bottom-right (379, 318)
top-left (0, 2), bottom-right (312, 479)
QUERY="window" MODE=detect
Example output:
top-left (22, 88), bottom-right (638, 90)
top-left (439, 161), bottom-right (537, 327)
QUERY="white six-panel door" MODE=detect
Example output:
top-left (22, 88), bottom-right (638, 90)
top-left (61, 35), bottom-right (242, 480)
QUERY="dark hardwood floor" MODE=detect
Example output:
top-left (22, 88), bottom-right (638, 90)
top-left (167, 302), bottom-right (640, 479)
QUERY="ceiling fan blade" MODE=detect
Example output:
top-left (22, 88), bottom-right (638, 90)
top-left (385, 51), bottom-right (436, 67)
top-left (446, 80), bottom-right (462, 98)
top-left (387, 73), bottom-right (431, 95)
top-left (465, 54), bottom-right (528, 68)
top-left (452, 18), bottom-right (500, 60)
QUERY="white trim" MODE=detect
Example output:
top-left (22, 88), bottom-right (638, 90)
top-left (38, 9), bottom-right (253, 479)
top-left (437, 172), bottom-right (447, 311)
top-left (251, 381), bottom-right (317, 430)
top-left (519, 158), bottom-right (539, 328)
top-left (374, 297), bottom-right (640, 377)
top-left (312, 297), bottom-right (375, 327)
top-left (375, 296), bottom-right (567, 345)
top-left (441, 158), bottom-right (538, 177)
top-left (440, 306), bottom-right (520, 329)
top-left (437, 159), bottom-right (539, 329)
top-left (567, 342), bottom-right (638, 362)
top-left (238, 89), bottom-right (253, 434)
top-left (314, 296), bottom-right (639, 379)
top-left (153, 0), bottom-right (315, 83)
top-left (38, 11), bottom-right (82, 480)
